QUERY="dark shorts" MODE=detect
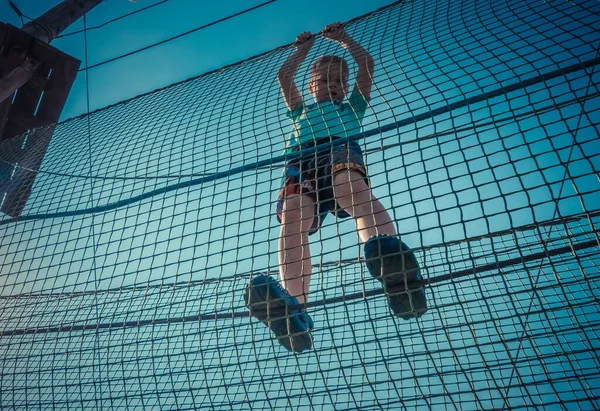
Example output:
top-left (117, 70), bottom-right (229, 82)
top-left (276, 137), bottom-right (369, 235)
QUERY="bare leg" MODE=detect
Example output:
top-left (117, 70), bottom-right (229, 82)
top-left (278, 193), bottom-right (315, 304)
top-left (332, 170), bottom-right (396, 242)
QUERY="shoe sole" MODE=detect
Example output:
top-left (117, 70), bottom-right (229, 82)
top-left (365, 237), bottom-right (428, 320)
top-left (244, 276), bottom-right (313, 352)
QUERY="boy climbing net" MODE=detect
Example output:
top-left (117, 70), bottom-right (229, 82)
top-left (244, 23), bottom-right (427, 352)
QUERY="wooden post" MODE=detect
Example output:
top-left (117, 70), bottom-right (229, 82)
top-left (0, 59), bottom-right (40, 104)
top-left (0, 0), bottom-right (108, 216)
top-left (21, 0), bottom-right (105, 44)
top-left (0, 0), bottom-right (104, 107)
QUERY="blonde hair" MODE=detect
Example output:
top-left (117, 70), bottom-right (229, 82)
top-left (310, 55), bottom-right (349, 79)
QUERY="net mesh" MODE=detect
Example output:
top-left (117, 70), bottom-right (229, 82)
top-left (1, 0), bottom-right (600, 409)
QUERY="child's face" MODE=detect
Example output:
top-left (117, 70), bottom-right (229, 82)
top-left (309, 64), bottom-right (349, 104)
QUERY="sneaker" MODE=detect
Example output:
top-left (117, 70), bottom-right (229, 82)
top-left (243, 274), bottom-right (314, 352)
top-left (364, 235), bottom-right (427, 320)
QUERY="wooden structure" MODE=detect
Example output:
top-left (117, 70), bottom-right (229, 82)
top-left (0, 22), bottom-right (80, 217)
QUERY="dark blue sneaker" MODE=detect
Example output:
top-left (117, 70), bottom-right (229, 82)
top-left (364, 235), bottom-right (427, 320)
top-left (243, 274), bottom-right (314, 352)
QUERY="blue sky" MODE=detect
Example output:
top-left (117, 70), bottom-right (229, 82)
top-left (1, 0), bottom-right (397, 119)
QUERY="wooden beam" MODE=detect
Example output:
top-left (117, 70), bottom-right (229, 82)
top-left (0, 58), bottom-right (40, 104)
top-left (21, 0), bottom-right (105, 44)
top-left (3, 39), bottom-right (56, 139)
top-left (0, 16), bottom-right (82, 217)
top-left (0, 39), bottom-right (30, 140)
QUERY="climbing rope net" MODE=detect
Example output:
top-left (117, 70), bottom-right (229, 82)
top-left (1, 0), bottom-right (600, 409)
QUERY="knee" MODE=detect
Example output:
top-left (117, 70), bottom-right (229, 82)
top-left (281, 194), bottom-right (314, 226)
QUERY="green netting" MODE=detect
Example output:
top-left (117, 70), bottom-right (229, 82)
top-left (1, 0), bottom-right (600, 409)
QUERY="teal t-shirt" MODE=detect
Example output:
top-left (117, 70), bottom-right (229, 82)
top-left (285, 92), bottom-right (368, 153)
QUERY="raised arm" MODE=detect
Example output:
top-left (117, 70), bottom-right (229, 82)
top-left (323, 23), bottom-right (375, 102)
top-left (278, 32), bottom-right (314, 112)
